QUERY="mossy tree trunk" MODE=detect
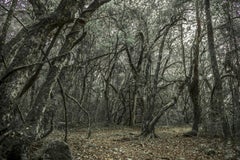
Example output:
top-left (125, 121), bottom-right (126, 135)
top-left (0, 0), bottom-right (111, 159)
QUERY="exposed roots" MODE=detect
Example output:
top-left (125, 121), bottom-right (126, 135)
top-left (138, 131), bottom-right (159, 139)
top-left (183, 130), bottom-right (198, 137)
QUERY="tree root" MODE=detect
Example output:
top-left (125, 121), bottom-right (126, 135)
top-left (137, 131), bottom-right (159, 139)
top-left (183, 130), bottom-right (198, 137)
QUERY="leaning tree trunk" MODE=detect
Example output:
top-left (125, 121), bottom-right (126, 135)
top-left (0, 0), bottom-right (82, 134)
top-left (204, 0), bottom-right (231, 139)
top-left (0, 0), bottom-right (111, 159)
top-left (141, 99), bottom-right (177, 138)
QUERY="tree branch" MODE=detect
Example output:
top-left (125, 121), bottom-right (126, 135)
top-left (0, 52), bottom-right (70, 84)
top-left (65, 93), bottom-right (91, 138)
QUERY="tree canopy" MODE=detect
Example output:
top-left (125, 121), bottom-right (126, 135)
top-left (0, 0), bottom-right (240, 159)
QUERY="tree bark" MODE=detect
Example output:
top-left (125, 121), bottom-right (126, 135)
top-left (204, 0), bottom-right (231, 139)
top-left (28, 0), bottom-right (47, 18)
top-left (222, 1), bottom-right (240, 144)
top-left (0, 0), bottom-right (111, 158)
top-left (0, 0), bottom-right (82, 135)
top-left (0, 0), bottom-right (18, 68)
top-left (189, 0), bottom-right (201, 133)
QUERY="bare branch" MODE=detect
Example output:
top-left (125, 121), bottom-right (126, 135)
top-left (65, 93), bottom-right (91, 139)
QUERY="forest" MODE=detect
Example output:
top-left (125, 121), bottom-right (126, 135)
top-left (0, 0), bottom-right (240, 159)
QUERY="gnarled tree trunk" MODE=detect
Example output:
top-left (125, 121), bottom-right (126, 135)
top-left (140, 17), bottom-right (180, 137)
top-left (0, 0), bottom-right (111, 159)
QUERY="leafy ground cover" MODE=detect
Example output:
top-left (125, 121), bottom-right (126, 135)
top-left (42, 126), bottom-right (235, 160)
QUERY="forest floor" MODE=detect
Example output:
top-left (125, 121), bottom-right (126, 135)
top-left (42, 126), bottom-right (237, 160)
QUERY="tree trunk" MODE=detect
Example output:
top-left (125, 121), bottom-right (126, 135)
top-left (104, 50), bottom-right (119, 124)
top-left (222, 1), bottom-right (240, 147)
top-left (0, 0), bottom-right (82, 135)
top-left (141, 99), bottom-right (177, 138)
top-left (0, 0), bottom-right (111, 158)
top-left (204, 0), bottom-right (231, 139)
top-left (189, 0), bottom-right (201, 133)
top-left (140, 17), bottom-right (179, 137)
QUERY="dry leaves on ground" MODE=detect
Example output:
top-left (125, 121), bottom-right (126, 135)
top-left (43, 126), bottom-right (236, 160)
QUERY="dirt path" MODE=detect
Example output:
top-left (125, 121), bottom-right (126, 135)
top-left (45, 126), bottom-right (232, 160)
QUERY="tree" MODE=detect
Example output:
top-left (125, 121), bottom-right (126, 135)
top-left (1, 0), bottom-right (239, 158)
top-left (183, 0), bottom-right (202, 136)
top-left (0, 0), bottom-right (111, 158)
top-left (221, 0), bottom-right (240, 154)
top-left (204, 0), bottom-right (231, 139)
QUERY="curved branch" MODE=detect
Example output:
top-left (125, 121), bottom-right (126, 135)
top-left (65, 93), bottom-right (91, 139)
top-left (0, 52), bottom-right (70, 84)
